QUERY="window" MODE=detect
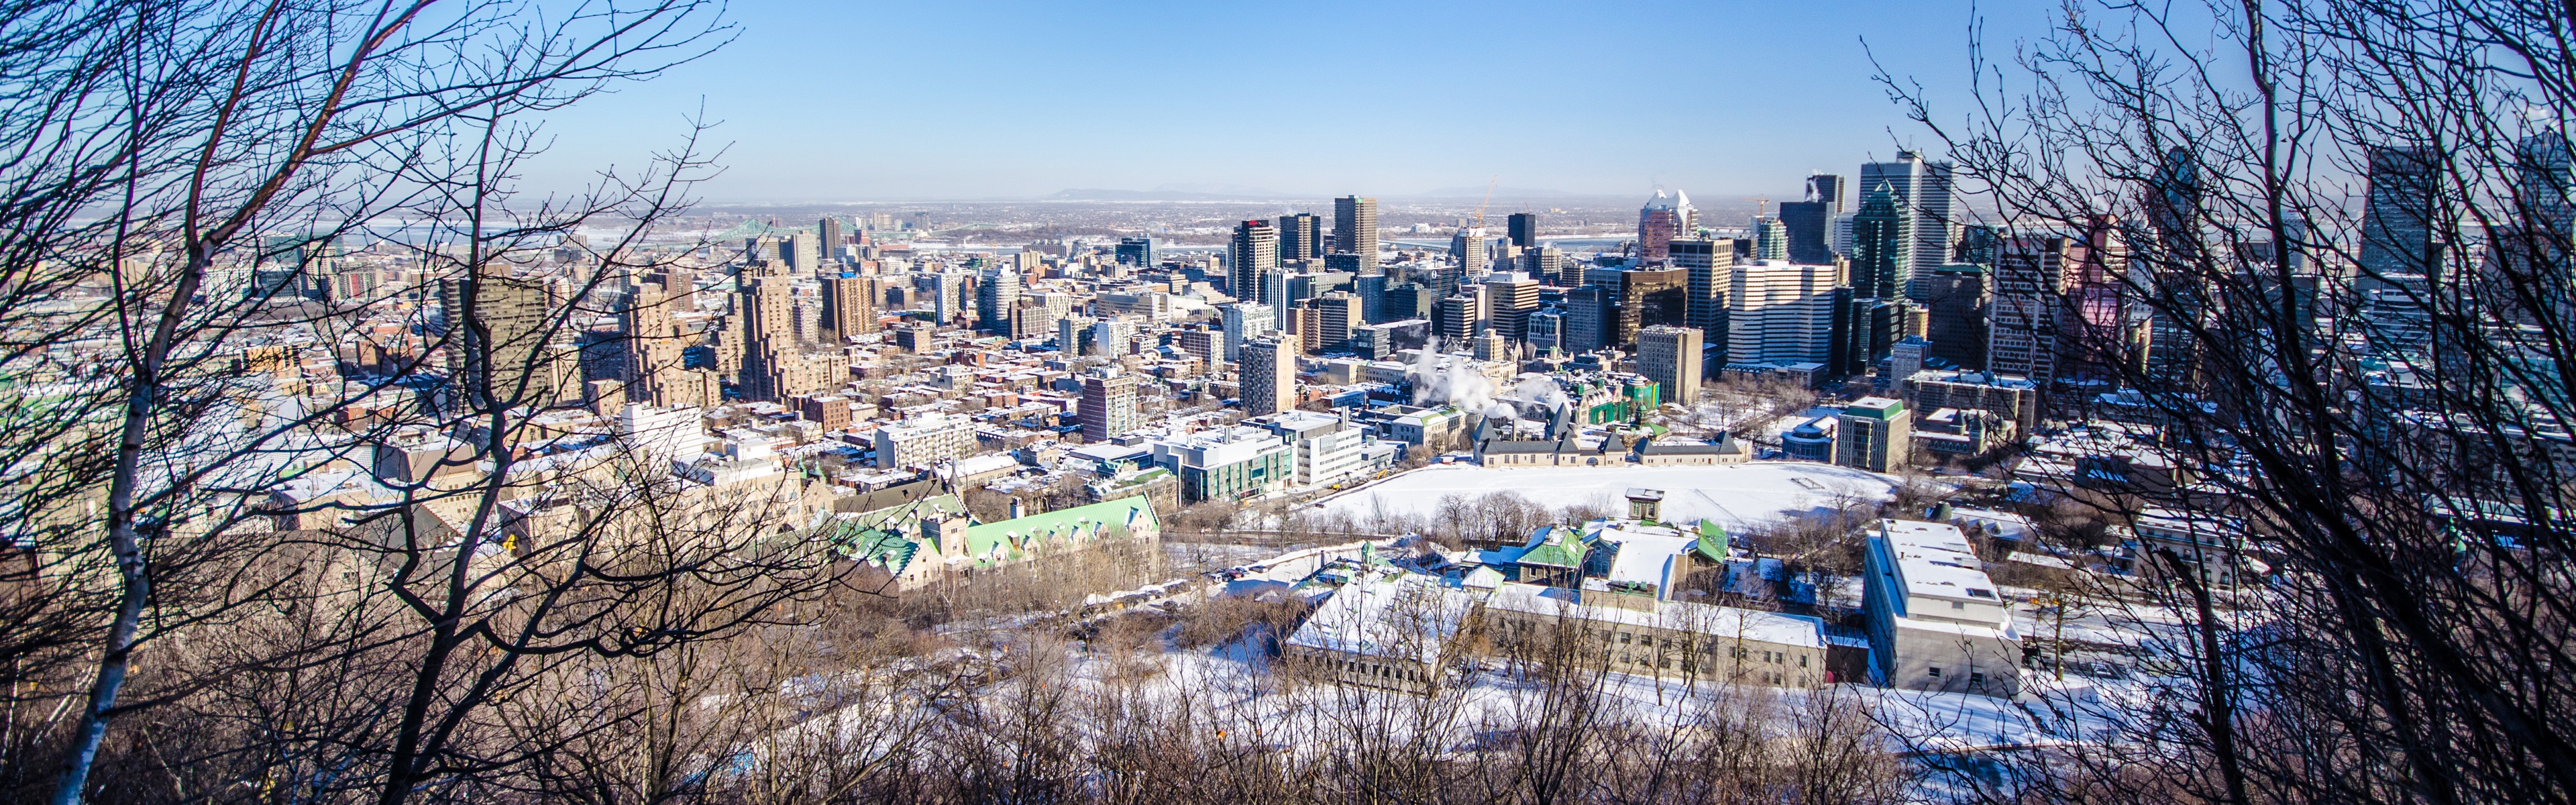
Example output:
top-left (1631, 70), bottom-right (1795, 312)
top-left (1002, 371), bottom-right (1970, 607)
top-left (1619, 633), bottom-right (1631, 644)
top-left (1799, 655), bottom-right (1809, 667)
top-left (1951, 600), bottom-right (1966, 610)
top-left (1927, 666), bottom-right (1942, 678)
top-left (1970, 672), bottom-right (1986, 690)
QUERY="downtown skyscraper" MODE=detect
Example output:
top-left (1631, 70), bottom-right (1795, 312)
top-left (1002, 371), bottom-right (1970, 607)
top-left (1277, 212), bottom-right (1324, 262)
top-left (1860, 151), bottom-right (1956, 292)
top-left (1851, 182), bottom-right (1913, 300)
top-left (1637, 189), bottom-right (1695, 264)
top-left (1451, 227), bottom-right (1487, 274)
top-left (1334, 195), bottom-right (1378, 272)
top-left (2357, 144), bottom-right (2445, 289)
top-left (1116, 235), bottom-right (1155, 269)
top-left (1230, 219), bottom-right (1279, 303)
top-left (1507, 212), bottom-right (1540, 249)
top-left (817, 217), bottom-right (844, 262)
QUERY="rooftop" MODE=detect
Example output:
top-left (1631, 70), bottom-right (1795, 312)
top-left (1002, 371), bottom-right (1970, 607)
top-left (1876, 519), bottom-right (2006, 612)
top-left (1283, 574), bottom-right (1477, 663)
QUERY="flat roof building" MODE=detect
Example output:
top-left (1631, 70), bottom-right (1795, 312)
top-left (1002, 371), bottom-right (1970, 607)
top-left (1862, 519), bottom-right (2021, 698)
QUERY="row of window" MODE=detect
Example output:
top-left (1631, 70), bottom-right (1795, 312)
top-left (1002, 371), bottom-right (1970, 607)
top-left (1497, 618), bottom-right (1815, 672)
top-left (1922, 666), bottom-right (1990, 690)
top-left (1321, 655), bottom-right (1428, 686)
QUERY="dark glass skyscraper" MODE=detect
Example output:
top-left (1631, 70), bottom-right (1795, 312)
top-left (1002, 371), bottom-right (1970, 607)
top-left (2358, 144), bottom-right (2445, 287)
top-left (1277, 213), bottom-right (1324, 261)
top-left (1860, 152), bottom-right (1955, 283)
top-left (1507, 212), bottom-right (1540, 249)
top-left (1806, 173), bottom-right (1846, 213)
top-left (1923, 264), bottom-right (1991, 370)
top-left (1851, 182), bottom-right (1912, 300)
top-left (1116, 235), bottom-right (1155, 269)
top-left (1780, 173), bottom-right (1847, 266)
top-left (1779, 201), bottom-right (1833, 264)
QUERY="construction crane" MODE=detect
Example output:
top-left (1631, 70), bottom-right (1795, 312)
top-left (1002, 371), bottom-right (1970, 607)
top-left (1472, 176), bottom-right (1499, 230)
top-left (1743, 196), bottom-right (1771, 217)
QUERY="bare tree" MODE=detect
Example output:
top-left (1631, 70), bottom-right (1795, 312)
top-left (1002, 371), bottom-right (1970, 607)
top-left (1873, 0), bottom-right (2576, 802)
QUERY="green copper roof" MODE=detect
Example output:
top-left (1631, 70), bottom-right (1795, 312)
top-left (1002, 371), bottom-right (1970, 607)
top-left (1843, 398), bottom-right (1906, 420)
top-left (1515, 525), bottom-right (1588, 569)
top-left (961, 495), bottom-right (1159, 566)
top-left (1693, 521), bottom-right (1731, 563)
top-left (839, 527), bottom-right (922, 574)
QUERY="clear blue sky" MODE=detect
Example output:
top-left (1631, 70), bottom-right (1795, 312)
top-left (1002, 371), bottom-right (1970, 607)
top-left (527, 1), bottom-right (2052, 201)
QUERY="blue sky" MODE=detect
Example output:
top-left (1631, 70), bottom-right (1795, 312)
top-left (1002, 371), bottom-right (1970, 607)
top-left (527, 1), bottom-right (2053, 201)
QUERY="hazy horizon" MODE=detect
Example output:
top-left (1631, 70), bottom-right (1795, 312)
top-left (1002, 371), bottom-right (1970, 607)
top-left (521, 0), bottom-right (2041, 203)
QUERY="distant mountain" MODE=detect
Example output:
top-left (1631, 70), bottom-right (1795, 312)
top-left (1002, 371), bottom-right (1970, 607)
top-left (1040, 187), bottom-right (1310, 202)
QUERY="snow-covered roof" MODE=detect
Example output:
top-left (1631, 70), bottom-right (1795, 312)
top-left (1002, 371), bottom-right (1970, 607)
top-left (1874, 520), bottom-right (2012, 634)
top-left (1283, 574), bottom-right (1476, 664)
top-left (1589, 521), bottom-right (1697, 590)
top-left (1484, 583), bottom-right (1823, 648)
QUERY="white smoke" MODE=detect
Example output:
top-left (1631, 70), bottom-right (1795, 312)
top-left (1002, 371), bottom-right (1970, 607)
top-left (1407, 335), bottom-right (1500, 414)
top-left (1515, 376), bottom-right (1572, 413)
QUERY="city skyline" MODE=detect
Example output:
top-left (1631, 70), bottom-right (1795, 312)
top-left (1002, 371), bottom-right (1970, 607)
top-left (521, 0), bottom-right (2043, 201)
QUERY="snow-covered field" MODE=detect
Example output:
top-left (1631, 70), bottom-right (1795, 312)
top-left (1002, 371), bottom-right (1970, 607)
top-left (1316, 462), bottom-right (1903, 531)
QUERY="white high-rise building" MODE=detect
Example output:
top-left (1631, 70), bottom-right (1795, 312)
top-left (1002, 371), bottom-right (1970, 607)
top-left (1089, 317), bottom-right (1134, 358)
top-left (1222, 302), bottom-right (1275, 363)
top-left (1451, 227), bottom-right (1487, 274)
top-left (617, 403), bottom-right (704, 464)
top-left (874, 413), bottom-right (975, 470)
top-left (1726, 261), bottom-right (1841, 366)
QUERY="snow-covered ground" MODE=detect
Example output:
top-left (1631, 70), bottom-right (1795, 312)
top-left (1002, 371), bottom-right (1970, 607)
top-left (1313, 462), bottom-right (1902, 531)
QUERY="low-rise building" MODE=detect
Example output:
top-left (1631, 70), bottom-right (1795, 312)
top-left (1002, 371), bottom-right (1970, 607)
top-left (1482, 583), bottom-right (1830, 687)
top-left (1254, 410), bottom-right (1375, 488)
top-left (2126, 508), bottom-right (2251, 589)
top-left (1283, 574), bottom-right (1478, 694)
top-left (873, 413), bottom-right (976, 469)
top-left (1913, 407), bottom-right (2016, 459)
top-left (1862, 519), bottom-right (2021, 698)
top-left (1149, 425), bottom-right (1295, 504)
top-left (1634, 433), bottom-right (1752, 466)
top-left (1380, 405), bottom-right (1467, 449)
top-left (1782, 415), bottom-right (1836, 462)
top-left (833, 494), bottom-right (1161, 594)
top-left (1905, 370), bottom-right (2040, 435)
